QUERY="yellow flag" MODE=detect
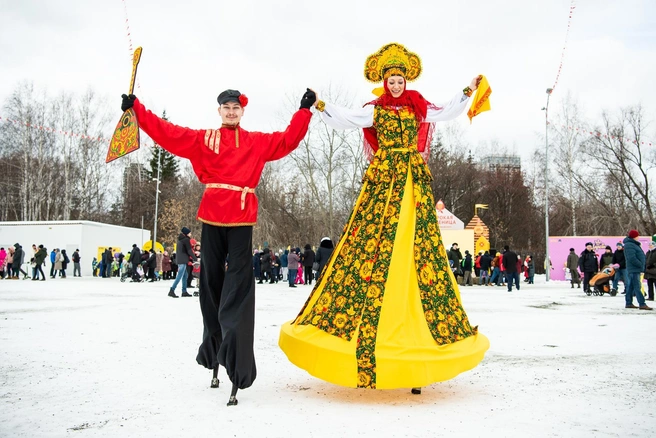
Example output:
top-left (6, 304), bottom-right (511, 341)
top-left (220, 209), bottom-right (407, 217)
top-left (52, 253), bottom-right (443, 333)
top-left (467, 75), bottom-right (492, 123)
top-left (371, 86), bottom-right (385, 97)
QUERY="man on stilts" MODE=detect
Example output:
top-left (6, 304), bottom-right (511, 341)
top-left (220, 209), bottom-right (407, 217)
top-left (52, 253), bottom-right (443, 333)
top-left (121, 88), bottom-right (316, 406)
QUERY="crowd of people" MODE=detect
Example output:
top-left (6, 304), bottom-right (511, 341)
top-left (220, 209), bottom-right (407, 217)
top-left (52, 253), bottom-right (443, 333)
top-left (251, 237), bottom-right (335, 288)
top-left (445, 243), bottom-right (535, 292)
top-left (0, 238), bottom-right (203, 288)
top-left (565, 230), bottom-right (654, 310)
top-left (0, 243), bottom-right (81, 281)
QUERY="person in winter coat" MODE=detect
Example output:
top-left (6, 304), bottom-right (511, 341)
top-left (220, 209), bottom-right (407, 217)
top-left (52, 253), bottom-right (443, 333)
top-left (103, 247), bottom-right (114, 278)
top-left (0, 247), bottom-right (7, 279)
top-left (49, 249), bottom-right (57, 278)
top-left (611, 242), bottom-right (628, 294)
top-left (474, 252), bottom-right (482, 278)
top-left (6, 247), bottom-right (15, 279)
top-left (566, 248), bottom-right (581, 288)
top-left (645, 241), bottom-right (656, 301)
top-left (448, 243), bottom-right (463, 279)
top-left (303, 244), bottom-right (315, 286)
top-left (502, 245), bottom-right (519, 292)
top-left (146, 250), bottom-right (157, 282)
top-left (52, 249), bottom-right (62, 279)
top-left (526, 255), bottom-right (535, 284)
top-left (156, 251), bottom-right (163, 280)
top-left (314, 237), bottom-right (334, 280)
top-left (462, 250), bottom-right (474, 286)
top-left (578, 242), bottom-right (599, 293)
top-left (252, 250), bottom-right (262, 282)
top-left (32, 245), bottom-right (47, 281)
top-left (271, 252), bottom-right (280, 282)
top-left (489, 251), bottom-right (502, 286)
top-left (259, 248), bottom-right (273, 284)
top-left (13, 243), bottom-right (28, 280)
top-left (168, 227), bottom-right (196, 298)
top-left (287, 248), bottom-right (301, 288)
top-left (162, 251), bottom-right (172, 280)
top-left (623, 230), bottom-right (651, 310)
top-left (478, 251), bottom-right (492, 285)
top-left (280, 249), bottom-right (289, 281)
top-left (60, 249), bottom-right (69, 278)
top-left (599, 246), bottom-right (614, 270)
top-left (130, 244), bottom-right (141, 282)
top-left (72, 249), bottom-right (81, 277)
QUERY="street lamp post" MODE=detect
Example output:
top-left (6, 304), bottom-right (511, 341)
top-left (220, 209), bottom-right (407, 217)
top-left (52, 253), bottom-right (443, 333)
top-left (544, 87), bottom-right (553, 281)
top-left (152, 145), bottom-right (162, 251)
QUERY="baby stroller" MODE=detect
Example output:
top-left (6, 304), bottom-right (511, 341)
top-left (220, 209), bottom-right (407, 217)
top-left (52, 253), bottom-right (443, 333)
top-left (120, 263), bottom-right (131, 282)
top-left (588, 264), bottom-right (619, 296)
top-left (192, 260), bottom-right (201, 297)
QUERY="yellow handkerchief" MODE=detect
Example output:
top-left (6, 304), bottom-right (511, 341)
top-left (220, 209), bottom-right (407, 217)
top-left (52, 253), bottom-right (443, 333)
top-left (467, 75), bottom-right (492, 123)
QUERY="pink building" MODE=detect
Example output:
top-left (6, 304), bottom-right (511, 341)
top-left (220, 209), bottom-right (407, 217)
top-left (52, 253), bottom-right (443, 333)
top-left (549, 236), bottom-right (653, 281)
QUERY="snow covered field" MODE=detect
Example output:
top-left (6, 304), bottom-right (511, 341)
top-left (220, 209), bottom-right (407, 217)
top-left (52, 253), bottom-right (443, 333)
top-left (1, 275), bottom-right (654, 437)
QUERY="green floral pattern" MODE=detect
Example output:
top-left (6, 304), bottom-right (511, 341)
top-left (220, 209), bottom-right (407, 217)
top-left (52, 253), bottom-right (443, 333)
top-left (296, 106), bottom-right (476, 388)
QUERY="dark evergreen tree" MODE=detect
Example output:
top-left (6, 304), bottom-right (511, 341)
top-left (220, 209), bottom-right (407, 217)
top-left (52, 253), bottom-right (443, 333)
top-left (147, 110), bottom-right (179, 182)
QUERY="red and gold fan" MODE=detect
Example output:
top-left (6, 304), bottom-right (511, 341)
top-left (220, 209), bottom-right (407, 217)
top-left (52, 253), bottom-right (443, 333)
top-left (106, 47), bottom-right (143, 163)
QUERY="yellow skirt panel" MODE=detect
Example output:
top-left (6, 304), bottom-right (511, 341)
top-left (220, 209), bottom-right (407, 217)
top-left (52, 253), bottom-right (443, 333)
top-left (279, 166), bottom-right (489, 389)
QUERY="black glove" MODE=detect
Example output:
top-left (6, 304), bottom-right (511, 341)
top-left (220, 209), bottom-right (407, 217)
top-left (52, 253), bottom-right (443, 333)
top-left (299, 88), bottom-right (316, 110)
top-left (121, 94), bottom-right (137, 112)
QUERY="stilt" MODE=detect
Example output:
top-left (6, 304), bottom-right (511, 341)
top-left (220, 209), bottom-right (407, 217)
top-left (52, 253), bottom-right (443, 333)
top-left (211, 365), bottom-right (219, 388)
top-left (411, 387), bottom-right (422, 395)
top-left (227, 382), bottom-right (238, 406)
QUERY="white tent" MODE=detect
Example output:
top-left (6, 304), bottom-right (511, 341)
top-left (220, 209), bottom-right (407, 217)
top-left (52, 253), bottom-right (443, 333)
top-left (0, 221), bottom-right (150, 277)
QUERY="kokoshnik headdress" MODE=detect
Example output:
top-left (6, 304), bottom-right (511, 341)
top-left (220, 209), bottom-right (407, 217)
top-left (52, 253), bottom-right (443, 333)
top-left (361, 43), bottom-right (436, 163)
top-left (364, 43), bottom-right (422, 83)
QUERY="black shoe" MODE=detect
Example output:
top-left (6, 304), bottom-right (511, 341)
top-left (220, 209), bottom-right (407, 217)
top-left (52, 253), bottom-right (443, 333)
top-left (257, 281), bottom-right (263, 284)
top-left (211, 378), bottom-right (220, 388)
top-left (227, 396), bottom-right (238, 406)
top-left (181, 291), bottom-right (193, 297)
top-left (289, 284), bottom-right (297, 288)
top-left (411, 388), bottom-right (422, 395)
top-left (621, 291), bottom-right (626, 294)
top-left (168, 289), bottom-right (179, 298)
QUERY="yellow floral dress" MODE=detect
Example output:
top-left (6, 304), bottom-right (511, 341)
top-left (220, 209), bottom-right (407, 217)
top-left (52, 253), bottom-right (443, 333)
top-left (279, 104), bottom-right (489, 389)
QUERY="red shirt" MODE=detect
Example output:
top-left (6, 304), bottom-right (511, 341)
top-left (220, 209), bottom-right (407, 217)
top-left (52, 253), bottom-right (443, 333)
top-left (133, 99), bottom-right (312, 226)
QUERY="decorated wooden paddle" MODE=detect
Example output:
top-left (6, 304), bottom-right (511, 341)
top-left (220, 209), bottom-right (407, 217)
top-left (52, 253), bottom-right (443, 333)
top-left (106, 47), bottom-right (143, 163)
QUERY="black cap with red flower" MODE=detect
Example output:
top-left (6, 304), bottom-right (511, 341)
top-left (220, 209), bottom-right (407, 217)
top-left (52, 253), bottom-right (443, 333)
top-left (217, 89), bottom-right (248, 107)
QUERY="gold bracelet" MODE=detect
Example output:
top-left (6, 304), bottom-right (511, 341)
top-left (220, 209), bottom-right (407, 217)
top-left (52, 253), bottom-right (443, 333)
top-left (316, 100), bottom-right (326, 112)
top-left (463, 87), bottom-right (473, 98)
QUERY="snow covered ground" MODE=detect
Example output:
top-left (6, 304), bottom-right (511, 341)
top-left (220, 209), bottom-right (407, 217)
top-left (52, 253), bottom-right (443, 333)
top-left (1, 275), bottom-right (654, 437)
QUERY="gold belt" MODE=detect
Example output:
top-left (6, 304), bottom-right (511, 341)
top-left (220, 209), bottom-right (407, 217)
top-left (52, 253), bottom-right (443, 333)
top-left (205, 183), bottom-right (255, 210)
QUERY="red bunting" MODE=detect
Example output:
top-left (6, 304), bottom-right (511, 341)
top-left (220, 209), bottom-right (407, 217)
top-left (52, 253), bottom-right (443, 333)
top-left (121, 0), bottom-right (141, 93)
top-left (551, 1), bottom-right (577, 92)
top-left (0, 115), bottom-right (109, 142)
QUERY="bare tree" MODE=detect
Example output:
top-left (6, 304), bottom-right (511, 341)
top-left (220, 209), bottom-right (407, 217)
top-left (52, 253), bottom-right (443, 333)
top-left (578, 105), bottom-right (656, 232)
top-left (549, 94), bottom-right (587, 236)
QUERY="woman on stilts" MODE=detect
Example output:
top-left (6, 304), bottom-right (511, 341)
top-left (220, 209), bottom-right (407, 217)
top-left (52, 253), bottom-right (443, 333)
top-left (279, 43), bottom-right (490, 394)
